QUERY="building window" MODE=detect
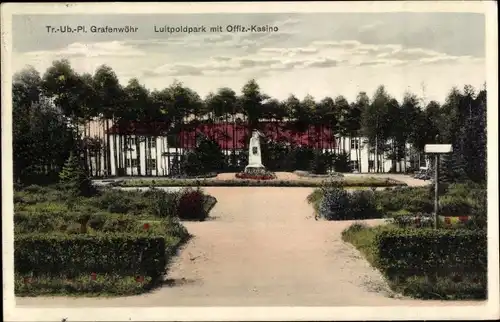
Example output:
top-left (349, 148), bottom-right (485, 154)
top-left (146, 158), bottom-right (156, 170)
top-left (351, 138), bottom-right (359, 150)
top-left (125, 138), bottom-right (136, 149)
top-left (349, 160), bottom-right (359, 171)
top-left (126, 158), bottom-right (139, 168)
top-left (148, 137), bottom-right (156, 149)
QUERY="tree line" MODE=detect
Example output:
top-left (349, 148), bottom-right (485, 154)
top-left (12, 59), bottom-right (486, 184)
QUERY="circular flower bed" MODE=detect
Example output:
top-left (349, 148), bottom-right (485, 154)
top-left (235, 168), bottom-right (277, 180)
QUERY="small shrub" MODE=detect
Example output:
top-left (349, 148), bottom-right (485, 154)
top-left (318, 187), bottom-right (350, 220)
top-left (162, 216), bottom-right (190, 241)
top-left (439, 195), bottom-right (473, 217)
top-left (87, 214), bottom-right (108, 231)
top-left (333, 152), bottom-right (350, 172)
top-left (177, 188), bottom-right (208, 221)
top-left (59, 152), bottom-right (95, 197)
top-left (348, 190), bottom-right (380, 219)
top-left (150, 192), bottom-right (179, 218)
top-left (309, 151), bottom-right (329, 175)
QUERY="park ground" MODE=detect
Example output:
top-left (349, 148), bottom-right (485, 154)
top-left (16, 175), bottom-right (485, 307)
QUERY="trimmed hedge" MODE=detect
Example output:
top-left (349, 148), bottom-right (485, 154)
top-left (15, 233), bottom-right (168, 278)
top-left (374, 228), bottom-right (487, 279)
top-left (15, 274), bottom-right (153, 297)
top-left (342, 224), bottom-right (487, 299)
top-left (117, 178), bottom-right (406, 188)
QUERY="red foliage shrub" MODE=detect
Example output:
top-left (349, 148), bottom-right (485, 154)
top-left (177, 189), bottom-right (206, 221)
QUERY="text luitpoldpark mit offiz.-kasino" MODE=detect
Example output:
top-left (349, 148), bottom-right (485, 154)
top-left (154, 25), bottom-right (280, 33)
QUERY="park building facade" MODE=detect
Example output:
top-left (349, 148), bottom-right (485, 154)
top-left (82, 119), bottom-right (421, 177)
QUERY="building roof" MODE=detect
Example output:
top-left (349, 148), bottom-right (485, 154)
top-left (107, 121), bottom-right (337, 149)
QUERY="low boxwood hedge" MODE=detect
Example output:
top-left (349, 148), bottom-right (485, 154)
top-left (15, 274), bottom-right (154, 297)
top-left (374, 228), bottom-right (487, 279)
top-left (15, 233), bottom-right (168, 278)
top-left (342, 224), bottom-right (487, 300)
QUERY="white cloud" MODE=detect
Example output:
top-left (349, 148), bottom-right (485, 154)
top-left (12, 33), bottom-right (485, 103)
top-left (26, 41), bottom-right (146, 58)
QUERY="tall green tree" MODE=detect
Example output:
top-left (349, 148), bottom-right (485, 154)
top-left (13, 67), bottom-right (75, 184)
top-left (240, 79), bottom-right (268, 144)
top-left (362, 86), bottom-right (391, 172)
top-left (93, 65), bottom-right (124, 176)
top-left (123, 78), bottom-right (150, 175)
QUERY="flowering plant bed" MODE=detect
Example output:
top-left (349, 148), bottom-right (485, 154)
top-left (235, 169), bottom-right (277, 180)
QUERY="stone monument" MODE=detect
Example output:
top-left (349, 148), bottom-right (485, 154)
top-left (245, 130), bottom-right (265, 171)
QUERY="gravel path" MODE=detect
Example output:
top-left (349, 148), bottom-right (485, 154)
top-left (16, 187), bottom-right (481, 307)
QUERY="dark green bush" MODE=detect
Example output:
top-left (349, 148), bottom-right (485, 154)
top-left (309, 151), bottom-right (331, 175)
top-left (180, 135), bottom-right (224, 176)
top-left (373, 228), bottom-right (487, 279)
top-left (333, 152), bottom-right (350, 172)
top-left (318, 187), bottom-right (350, 220)
top-left (15, 233), bottom-right (168, 278)
top-left (316, 185), bottom-right (381, 220)
top-left (292, 147), bottom-right (315, 171)
top-left (59, 152), bottom-right (96, 197)
top-left (348, 190), bottom-right (380, 219)
top-left (177, 188), bottom-right (208, 221)
top-left (87, 213), bottom-right (107, 230)
top-left (439, 195), bottom-right (473, 217)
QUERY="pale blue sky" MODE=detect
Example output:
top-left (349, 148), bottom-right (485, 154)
top-left (12, 13), bottom-right (486, 103)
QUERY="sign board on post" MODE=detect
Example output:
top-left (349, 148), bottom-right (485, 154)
top-left (424, 144), bottom-right (453, 154)
top-left (424, 143), bottom-right (453, 229)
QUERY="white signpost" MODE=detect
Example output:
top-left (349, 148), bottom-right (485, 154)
top-left (424, 137), bottom-right (453, 229)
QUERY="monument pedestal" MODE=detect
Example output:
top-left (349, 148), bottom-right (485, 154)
top-left (245, 130), bottom-right (265, 172)
top-left (245, 164), bottom-right (265, 172)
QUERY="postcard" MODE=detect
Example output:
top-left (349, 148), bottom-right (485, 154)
top-left (2, 1), bottom-right (498, 321)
